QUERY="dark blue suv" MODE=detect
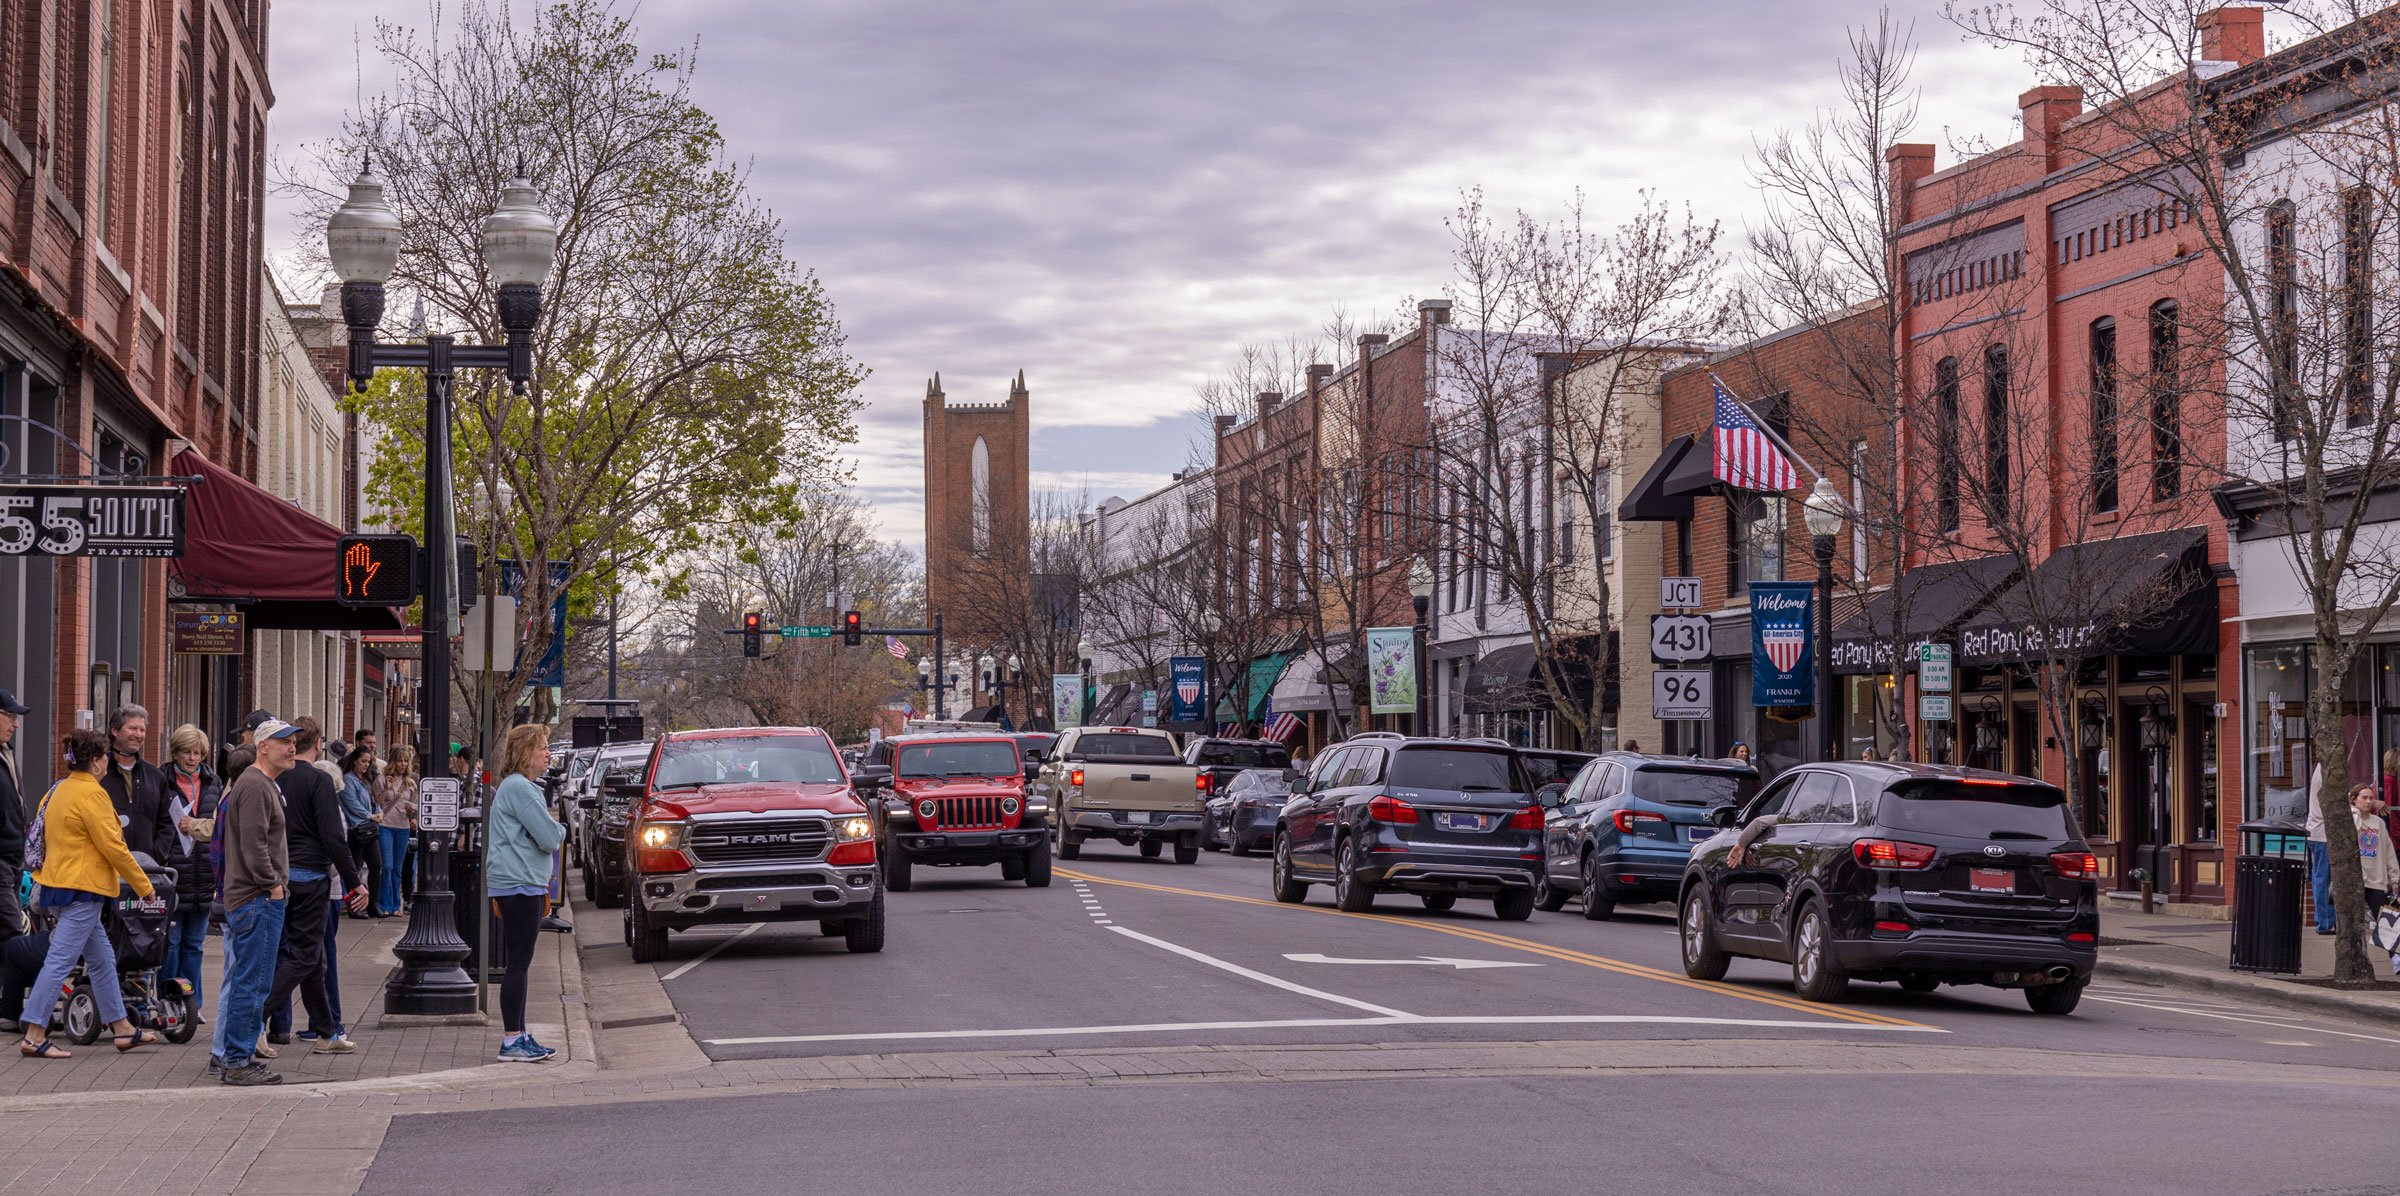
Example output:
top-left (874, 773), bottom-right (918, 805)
top-left (1537, 754), bottom-right (1758, 919)
top-left (1271, 734), bottom-right (1545, 919)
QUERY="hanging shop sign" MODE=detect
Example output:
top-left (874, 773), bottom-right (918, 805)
top-left (0, 484), bottom-right (185, 557)
top-left (171, 610), bottom-right (245, 655)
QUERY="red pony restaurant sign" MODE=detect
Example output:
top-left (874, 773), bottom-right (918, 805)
top-left (0, 484), bottom-right (185, 557)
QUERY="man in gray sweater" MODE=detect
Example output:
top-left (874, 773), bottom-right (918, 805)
top-left (214, 718), bottom-right (298, 1086)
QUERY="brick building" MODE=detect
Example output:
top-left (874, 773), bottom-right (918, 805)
top-left (1211, 368), bottom-right (1320, 736)
top-left (920, 370), bottom-right (1032, 709)
top-left (0, 0), bottom-right (282, 796)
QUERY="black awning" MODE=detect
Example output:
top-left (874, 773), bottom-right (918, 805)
top-left (1617, 433), bottom-right (1729, 523)
top-left (1464, 642), bottom-right (1540, 711)
top-left (1956, 528), bottom-right (2213, 666)
top-left (1829, 554), bottom-right (2018, 675)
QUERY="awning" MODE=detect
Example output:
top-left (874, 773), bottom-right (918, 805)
top-left (1956, 528), bottom-right (2215, 666)
top-left (1091, 683), bottom-right (1136, 724)
top-left (1218, 651), bottom-right (1294, 723)
top-left (1829, 554), bottom-right (2018, 675)
top-left (1270, 647), bottom-right (1353, 713)
top-left (1464, 642), bottom-right (1539, 712)
top-left (1429, 640), bottom-right (1480, 662)
top-left (167, 449), bottom-right (404, 631)
top-left (1617, 433), bottom-right (1726, 523)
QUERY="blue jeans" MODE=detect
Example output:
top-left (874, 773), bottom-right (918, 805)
top-left (164, 907), bottom-right (209, 1013)
top-left (2310, 840), bottom-right (2335, 932)
top-left (378, 826), bottom-right (412, 914)
top-left (22, 898), bottom-right (125, 1031)
top-left (217, 897), bottom-right (286, 1068)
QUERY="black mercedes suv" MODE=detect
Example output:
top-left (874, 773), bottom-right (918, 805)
top-left (1678, 761), bottom-right (2100, 1013)
top-left (1271, 734), bottom-right (1545, 920)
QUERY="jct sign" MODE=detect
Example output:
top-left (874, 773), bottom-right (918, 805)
top-left (0, 485), bottom-right (185, 557)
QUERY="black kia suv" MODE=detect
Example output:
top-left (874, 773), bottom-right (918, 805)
top-left (1271, 733), bottom-right (1545, 920)
top-left (1678, 761), bottom-right (2100, 1013)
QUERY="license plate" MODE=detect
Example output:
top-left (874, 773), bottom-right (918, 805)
top-left (1438, 812), bottom-right (1487, 832)
top-left (744, 893), bottom-right (781, 912)
top-left (1687, 826), bottom-right (1713, 843)
top-left (1969, 867), bottom-right (2014, 893)
top-left (1125, 810), bottom-right (1151, 824)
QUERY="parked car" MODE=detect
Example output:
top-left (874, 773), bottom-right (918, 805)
top-left (1032, 726), bottom-right (1207, 862)
top-left (1187, 738), bottom-right (1293, 805)
top-left (1204, 767), bottom-right (1297, 854)
top-left (619, 726), bottom-right (884, 963)
top-left (574, 740), bottom-right (653, 907)
top-left (1538, 754), bottom-right (1758, 918)
top-left (1516, 747), bottom-right (1596, 805)
top-left (1271, 733), bottom-right (1545, 919)
top-left (860, 730), bottom-right (1051, 889)
top-left (1678, 762), bottom-right (2099, 1013)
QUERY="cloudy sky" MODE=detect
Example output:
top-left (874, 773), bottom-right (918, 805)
top-left (266, 0), bottom-right (2046, 546)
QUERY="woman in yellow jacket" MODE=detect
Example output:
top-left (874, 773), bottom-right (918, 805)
top-left (20, 728), bottom-right (159, 1057)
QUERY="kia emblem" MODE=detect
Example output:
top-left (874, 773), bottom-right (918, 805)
top-left (1982, 844), bottom-right (2006, 857)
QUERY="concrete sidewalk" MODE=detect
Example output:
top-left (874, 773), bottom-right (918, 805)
top-left (2097, 905), bottom-right (2400, 1023)
top-left (0, 901), bottom-right (585, 1097)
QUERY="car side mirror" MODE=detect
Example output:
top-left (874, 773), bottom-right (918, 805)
top-left (1536, 783), bottom-right (1568, 809)
top-left (602, 777), bottom-right (643, 800)
top-left (852, 764), bottom-right (892, 789)
top-left (1708, 805), bottom-right (1741, 829)
top-left (1021, 762), bottom-right (1041, 780)
top-left (576, 797), bottom-right (600, 810)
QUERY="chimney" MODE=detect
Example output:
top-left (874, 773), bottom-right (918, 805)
top-left (1885, 143), bottom-right (1936, 228)
top-left (2198, 6), bottom-right (2266, 67)
top-left (1213, 414), bottom-right (1238, 437)
top-left (1255, 390), bottom-right (1281, 422)
top-left (1358, 333), bottom-right (1389, 353)
top-left (2018, 85), bottom-right (2084, 172)
top-left (1418, 298), bottom-right (1452, 325)
top-left (1305, 363), bottom-right (1333, 396)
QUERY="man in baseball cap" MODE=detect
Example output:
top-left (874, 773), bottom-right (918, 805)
top-left (0, 687), bottom-right (27, 946)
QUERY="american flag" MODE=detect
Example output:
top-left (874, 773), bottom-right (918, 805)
top-left (1711, 377), bottom-right (1799, 492)
top-left (1263, 712), bottom-right (1301, 743)
top-left (884, 635), bottom-right (909, 659)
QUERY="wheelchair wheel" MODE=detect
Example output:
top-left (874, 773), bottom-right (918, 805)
top-left (64, 986), bottom-right (101, 1045)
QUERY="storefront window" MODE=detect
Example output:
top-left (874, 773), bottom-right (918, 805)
top-left (1842, 674), bottom-right (1898, 759)
top-left (2246, 645), bottom-right (2310, 823)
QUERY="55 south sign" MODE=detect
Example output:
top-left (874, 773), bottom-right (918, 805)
top-left (0, 485), bottom-right (185, 557)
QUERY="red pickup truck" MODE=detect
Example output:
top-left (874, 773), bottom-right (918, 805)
top-left (618, 726), bottom-right (884, 963)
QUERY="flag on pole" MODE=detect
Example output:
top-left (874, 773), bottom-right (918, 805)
top-left (884, 635), bottom-right (909, 660)
top-left (1264, 712), bottom-right (1301, 743)
top-left (1710, 375), bottom-right (1804, 492)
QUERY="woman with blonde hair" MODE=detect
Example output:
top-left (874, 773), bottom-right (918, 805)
top-left (163, 723), bottom-right (221, 1019)
top-left (486, 724), bottom-right (564, 1062)
top-left (374, 745), bottom-right (419, 916)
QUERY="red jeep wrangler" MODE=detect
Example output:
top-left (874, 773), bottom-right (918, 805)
top-left (619, 726), bottom-right (884, 963)
top-left (863, 731), bottom-right (1051, 889)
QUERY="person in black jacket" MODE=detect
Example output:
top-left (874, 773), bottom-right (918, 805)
top-left (0, 688), bottom-right (27, 945)
top-left (264, 718), bottom-right (367, 1052)
top-left (163, 724), bottom-right (223, 1019)
top-left (100, 705), bottom-right (182, 877)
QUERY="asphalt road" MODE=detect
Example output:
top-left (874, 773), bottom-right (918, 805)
top-left (640, 844), bottom-right (2400, 1067)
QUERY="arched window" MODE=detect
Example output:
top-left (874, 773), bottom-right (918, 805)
top-left (1934, 357), bottom-right (1961, 532)
top-left (2091, 318), bottom-right (2119, 513)
top-left (1983, 344), bottom-right (2011, 520)
top-left (970, 436), bottom-right (991, 554)
top-left (2150, 301), bottom-right (2182, 500)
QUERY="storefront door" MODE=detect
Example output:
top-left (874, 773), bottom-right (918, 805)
top-left (2118, 698), bottom-right (2171, 892)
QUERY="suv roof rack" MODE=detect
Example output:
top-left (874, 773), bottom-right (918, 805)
top-left (1346, 731), bottom-right (1406, 742)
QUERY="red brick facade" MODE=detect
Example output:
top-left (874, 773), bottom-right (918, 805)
top-left (921, 371), bottom-right (1031, 642)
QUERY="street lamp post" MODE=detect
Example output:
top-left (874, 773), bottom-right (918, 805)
top-left (917, 656), bottom-right (936, 718)
top-left (1801, 477), bottom-right (1848, 764)
top-left (331, 158), bottom-right (557, 1017)
top-left (983, 653), bottom-right (1022, 727)
top-left (1078, 637), bottom-right (1096, 726)
top-left (1407, 558), bottom-right (1434, 737)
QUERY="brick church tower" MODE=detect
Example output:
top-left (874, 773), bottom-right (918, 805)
top-left (922, 371), bottom-right (1033, 628)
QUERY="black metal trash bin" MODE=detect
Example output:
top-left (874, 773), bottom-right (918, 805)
top-left (451, 811), bottom-right (494, 979)
top-left (2231, 815), bottom-right (2307, 974)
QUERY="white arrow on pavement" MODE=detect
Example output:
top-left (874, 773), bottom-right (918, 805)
top-left (1281, 953), bottom-right (1540, 971)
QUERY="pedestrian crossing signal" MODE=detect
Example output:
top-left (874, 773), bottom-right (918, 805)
top-left (843, 610), bottom-right (863, 646)
top-left (335, 535), bottom-right (418, 606)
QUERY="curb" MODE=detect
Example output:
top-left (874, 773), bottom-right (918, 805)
top-left (2096, 955), bottom-right (2400, 1023)
top-left (556, 905), bottom-right (602, 1068)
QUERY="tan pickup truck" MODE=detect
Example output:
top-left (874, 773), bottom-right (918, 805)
top-left (1032, 726), bottom-right (1206, 864)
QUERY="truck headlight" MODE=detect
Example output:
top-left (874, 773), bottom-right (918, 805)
top-left (637, 822), bottom-right (685, 850)
top-left (836, 817), bottom-right (873, 842)
top-left (917, 799), bottom-right (938, 820)
top-left (1000, 797), bottom-right (1021, 816)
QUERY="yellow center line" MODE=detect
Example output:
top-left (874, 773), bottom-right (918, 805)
top-left (1054, 866), bottom-right (1932, 1030)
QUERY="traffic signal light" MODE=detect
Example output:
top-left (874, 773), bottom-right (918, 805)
top-left (842, 610), bottom-right (863, 646)
top-left (335, 535), bottom-right (418, 606)
top-left (742, 612), bottom-right (763, 658)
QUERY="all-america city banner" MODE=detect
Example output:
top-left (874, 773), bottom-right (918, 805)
top-left (1750, 581), bottom-right (1815, 708)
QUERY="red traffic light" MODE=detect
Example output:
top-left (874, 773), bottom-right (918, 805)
top-left (842, 610), bottom-right (863, 646)
top-left (744, 612), bottom-right (762, 631)
top-left (335, 535), bottom-right (418, 606)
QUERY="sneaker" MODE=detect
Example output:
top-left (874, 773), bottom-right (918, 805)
top-left (496, 1038), bottom-right (557, 1063)
top-left (220, 1063), bottom-right (284, 1087)
top-left (313, 1035), bottom-right (358, 1055)
top-left (207, 1055), bottom-right (225, 1076)
top-left (540, 915), bottom-right (573, 933)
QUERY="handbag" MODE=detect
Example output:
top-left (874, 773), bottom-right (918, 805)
top-left (2373, 906), bottom-right (2400, 955)
top-left (22, 781), bottom-right (59, 871)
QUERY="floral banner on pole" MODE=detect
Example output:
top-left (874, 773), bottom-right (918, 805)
top-left (1365, 626), bottom-right (1418, 715)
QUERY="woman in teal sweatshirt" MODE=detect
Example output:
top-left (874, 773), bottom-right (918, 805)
top-left (488, 724), bottom-right (565, 1062)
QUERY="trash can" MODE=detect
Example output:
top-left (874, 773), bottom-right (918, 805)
top-left (2230, 817), bottom-right (2307, 974)
top-left (450, 810), bottom-right (495, 980)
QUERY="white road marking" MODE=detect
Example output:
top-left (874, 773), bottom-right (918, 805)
top-left (703, 1013), bottom-right (1945, 1046)
top-left (2087, 994), bottom-right (2400, 1047)
top-left (1282, 953), bottom-right (1541, 971)
top-left (661, 923), bottom-right (763, 982)
top-left (1105, 925), bottom-right (1415, 1018)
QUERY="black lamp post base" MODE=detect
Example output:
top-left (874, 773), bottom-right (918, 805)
top-left (384, 880), bottom-right (479, 1016)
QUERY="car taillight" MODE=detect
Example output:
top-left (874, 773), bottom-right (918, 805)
top-left (1508, 805), bottom-right (1544, 831)
top-left (1610, 809), bottom-right (1666, 834)
top-left (1197, 774), bottom-right (1213, 793)
top-left (2049, 851), bottom-right (2099, 878)
top-left (1366, 795), bottom-right (1419, 824)
top-left (827, 840), bottom-right (875, 866)
top-left (1069, 768), bottom-right (1084, 788)
top-left (1873, 920), bottom-right (1912, 935)
top-left (1852, 838), bottom-right (1937, 869)
top-left (2066, 931), bottom-right (2096, 944)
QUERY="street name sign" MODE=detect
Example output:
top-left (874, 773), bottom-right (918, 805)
top-left (780, 625), bottom-right (833, 638)
top-left (1650, 614), bottom-right (1712, 663)
top-left (1653, 669), bottom-right (1713, 720)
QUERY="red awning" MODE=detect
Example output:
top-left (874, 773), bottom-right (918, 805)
top-left (168, 449), bottom-right (404, 631)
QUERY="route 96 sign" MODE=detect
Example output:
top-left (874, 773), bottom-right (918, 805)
top-left (0, 485), bottom-right (185, 557)
top-left (1649, 614), bottom-right (1712, 663)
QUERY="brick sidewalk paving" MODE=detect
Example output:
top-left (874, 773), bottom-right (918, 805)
top-left (0, 904), bottom-right (579, 1097)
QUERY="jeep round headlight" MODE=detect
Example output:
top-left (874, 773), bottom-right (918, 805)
top-left (917, 799), bottom-right (938, 820)
top-left (1001, 796), bottom-right (1021, 816)
top-left (837, 817), bottom-right (873, 841)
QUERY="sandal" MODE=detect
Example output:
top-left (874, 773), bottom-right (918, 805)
top-left (19, 1038), bottom-right (70, 1059)
top-left (113, 1029), bottom-right (161, 1052)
